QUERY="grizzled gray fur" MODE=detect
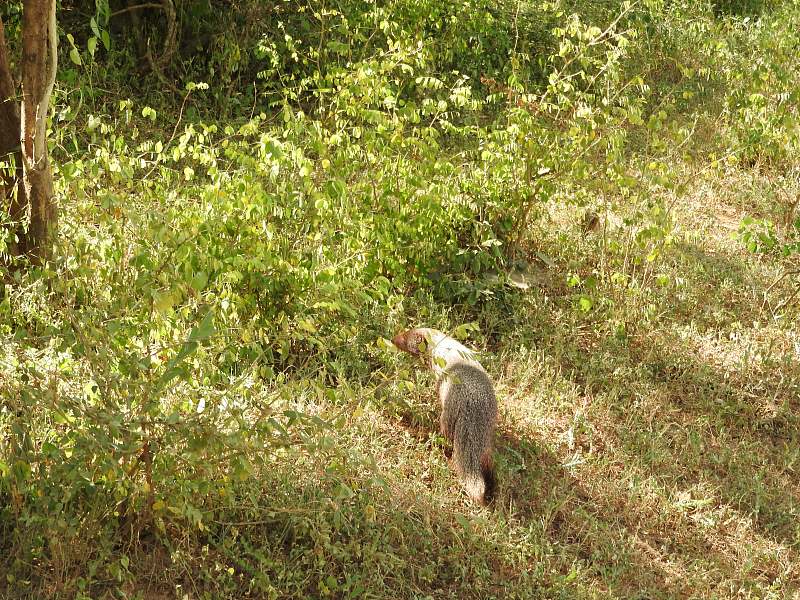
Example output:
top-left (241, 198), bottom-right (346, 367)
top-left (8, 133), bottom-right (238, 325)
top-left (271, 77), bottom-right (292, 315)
top-left (392, 328), bottom-right (497, 505)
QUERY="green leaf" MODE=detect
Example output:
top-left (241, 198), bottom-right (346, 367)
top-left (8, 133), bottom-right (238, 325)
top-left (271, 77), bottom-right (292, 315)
top-left (157, 311), bottom-right (215, 390)
top-left (153, 292), bottom-right (176, 314)
top-left (453, 322), bottom-right (479, 339)
top-left (190, 271), bottom-right (208, 292)
top-left (324, 178), bottom-right (346, 201)
top-left (69, 47), bottom-right (82, 66)
top-left (297, 319), bottom-right (317, 334)
top-left (455, 514), bottom-right (472, 531)
top-left (188, 310), bottom-right (215, 343)
top-left (87, 36), bottom-right (97, 58)
top-left (158, 341), bottom-right (198, 389)
top-left (12, 460), bottom-right (31, 482)
top-left (579, 296), bottom-right (593, 312)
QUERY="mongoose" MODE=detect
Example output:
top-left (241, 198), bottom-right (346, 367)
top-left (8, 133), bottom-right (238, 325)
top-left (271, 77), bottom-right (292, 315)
top-left (392, 328), bottom-right (497, 505)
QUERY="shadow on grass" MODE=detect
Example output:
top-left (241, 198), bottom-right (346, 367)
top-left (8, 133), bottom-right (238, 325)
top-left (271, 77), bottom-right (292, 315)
top-left (484, 239), bottom-right (800, 595)
top-left (496, 427), bottom-right (696, 598)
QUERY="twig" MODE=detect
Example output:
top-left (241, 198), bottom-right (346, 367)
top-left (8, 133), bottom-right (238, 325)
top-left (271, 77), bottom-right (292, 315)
top-left (141, 87), bottom-right (194, 181)
top-left (109, 2), bottom-right (163, 18)
top-left (775, 283), bottom-right (800, 313)
top-left (765, 268), bottom-right (800, 294)
top-left (763, 268), bottom-right (800, 312)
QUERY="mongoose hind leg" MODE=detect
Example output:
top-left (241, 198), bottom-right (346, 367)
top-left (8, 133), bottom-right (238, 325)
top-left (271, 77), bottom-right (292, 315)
top-left (442, 442), bottom-right (453, 459)
top-left (439, 411), bottom-right (454, 458)
top-left (439, 409), bottom-right (454, 439)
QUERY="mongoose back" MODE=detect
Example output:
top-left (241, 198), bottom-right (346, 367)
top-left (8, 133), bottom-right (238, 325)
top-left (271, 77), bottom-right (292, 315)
top-left (392, 328), bottom-right (497, 505)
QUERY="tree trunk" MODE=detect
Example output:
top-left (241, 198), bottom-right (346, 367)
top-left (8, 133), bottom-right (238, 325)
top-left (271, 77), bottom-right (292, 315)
top-left (0, 16), bottom-right (27, 258)
top-left (20, 0), bottom-right (58, 262)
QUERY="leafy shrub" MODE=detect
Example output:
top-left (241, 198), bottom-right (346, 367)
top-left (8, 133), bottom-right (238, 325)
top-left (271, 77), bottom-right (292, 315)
top-left (5, 0), bottom-right (800, 595)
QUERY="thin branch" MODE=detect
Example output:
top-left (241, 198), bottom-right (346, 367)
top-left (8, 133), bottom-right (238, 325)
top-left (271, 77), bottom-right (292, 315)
top-left (142, 87), bottom-right (194, 181)
top-left (762, 268), bottom-right (800, 312)
top-left (765, 268), bottom-right (800, 294)
top-left (37, 0), bottom-right (57, 169)
top-left (775, 283), bottom-right (800, 313)
top-left (153, 0), bottom-right (177, 68)
top-left (109, 3), bottom-right (164, 18)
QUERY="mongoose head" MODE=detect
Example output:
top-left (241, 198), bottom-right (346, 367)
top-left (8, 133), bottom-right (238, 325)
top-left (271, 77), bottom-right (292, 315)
top-left (391, 328), bottom-right (434, 358)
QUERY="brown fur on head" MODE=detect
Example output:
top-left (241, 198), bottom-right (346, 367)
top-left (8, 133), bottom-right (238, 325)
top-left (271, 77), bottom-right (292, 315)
top-left (391, 328), bottom-right (429, 357)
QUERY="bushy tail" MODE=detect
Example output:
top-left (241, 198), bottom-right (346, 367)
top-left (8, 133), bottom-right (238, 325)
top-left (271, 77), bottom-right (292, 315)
top-left (459, 449), bottom-right (496, 506)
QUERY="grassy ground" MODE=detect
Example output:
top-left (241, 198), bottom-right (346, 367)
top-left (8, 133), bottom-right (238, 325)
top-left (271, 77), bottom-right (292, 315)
top-left (4, 2), bottom-right (800, 598)
top-left (2, 138), bottom-right (799, 600)
top-left (44, 164), bottom-right (794, 600)
top-left (2, 151), bottom-right (800, 598)
top-left (364, 168), bottom-right (800, 598)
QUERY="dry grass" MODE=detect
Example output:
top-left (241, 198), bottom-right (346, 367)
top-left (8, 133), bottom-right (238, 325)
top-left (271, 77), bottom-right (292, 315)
top-left (330, 167), bottom-right (800, 599)
top-left (3, 163), bottom-right (800, 599)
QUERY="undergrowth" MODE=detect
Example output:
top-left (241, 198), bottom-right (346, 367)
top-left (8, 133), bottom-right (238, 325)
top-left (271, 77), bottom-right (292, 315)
top-left (2, 0), bottom-right (800, 598)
